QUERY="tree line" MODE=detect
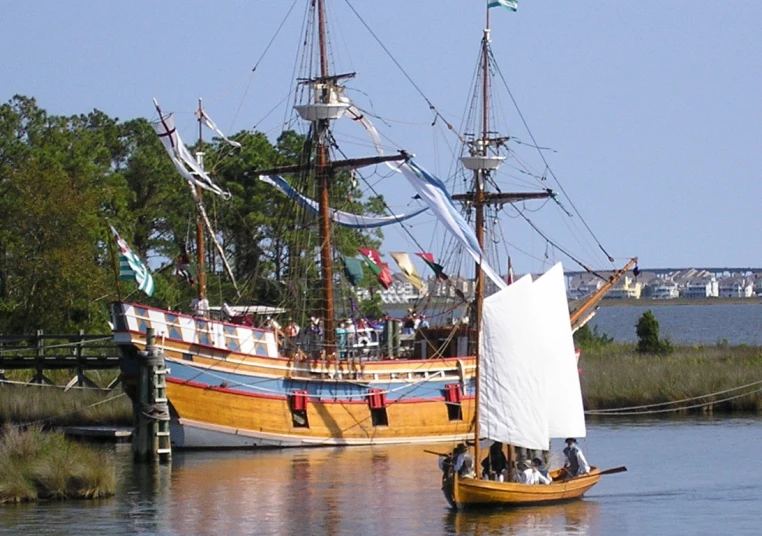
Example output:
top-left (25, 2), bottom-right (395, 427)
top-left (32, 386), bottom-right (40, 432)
top-left (0, 95), bottom-right (384, 335)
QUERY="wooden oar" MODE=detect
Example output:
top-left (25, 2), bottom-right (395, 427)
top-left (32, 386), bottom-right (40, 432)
top-left (598, 466), bottom-right (627, 476)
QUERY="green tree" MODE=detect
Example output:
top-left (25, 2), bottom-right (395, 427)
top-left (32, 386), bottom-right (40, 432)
top-left (573, 324), bottom-right (613, 350)
top-left (635, 310), bottom-right (673, 354)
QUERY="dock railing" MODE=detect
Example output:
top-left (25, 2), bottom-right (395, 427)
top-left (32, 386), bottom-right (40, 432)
top-left (0, 330), bottom-right (121, 390)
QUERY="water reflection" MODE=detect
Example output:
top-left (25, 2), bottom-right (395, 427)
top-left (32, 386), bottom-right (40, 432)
top-left (3, 419), bottom-right (762, 536)
top-left (443, 500), bottom-right (601, 536)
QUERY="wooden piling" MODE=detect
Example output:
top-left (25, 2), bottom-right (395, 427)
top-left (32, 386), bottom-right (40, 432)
top-left (133, 328), bottom-right (172, 463)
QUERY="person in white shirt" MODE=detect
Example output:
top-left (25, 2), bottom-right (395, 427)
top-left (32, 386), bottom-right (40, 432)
top-left (190, 293), bottom-right (209, 318)
top-left (530, 458), bottom-right (552, 485)
top-left (563, 438), bottom-right (591, 477)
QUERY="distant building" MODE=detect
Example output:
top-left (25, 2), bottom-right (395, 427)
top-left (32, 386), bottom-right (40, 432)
top-left (718, 279), bottom-right (754, 298)
top-left (649, 281), bottom-right (680, 299)
top-left (681, 277), bottom-right (719, 298)
top-left (604, 276), bottom-right (642, 299)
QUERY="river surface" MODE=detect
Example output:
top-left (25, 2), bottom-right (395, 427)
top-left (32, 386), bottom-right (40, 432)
top-left (389, 302), bottom-right (762, 346)
top-left (1, 417), bottom-right (761, 535)
top-left (589, 303), bottom-right (762, 345)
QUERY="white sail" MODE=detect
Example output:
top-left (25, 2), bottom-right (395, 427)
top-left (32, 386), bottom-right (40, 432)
top-left (533, 263), bottom-right (587, 439)
top-left (479, 274), bottom-right (549, 450)
top-left (479, 263), bottom-right (586, 451)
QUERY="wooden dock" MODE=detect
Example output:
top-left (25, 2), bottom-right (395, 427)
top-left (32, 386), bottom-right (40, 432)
top-left (0, 331), bottom-right (121, 390)
top-left (63, 426), bottom-right (133, 443)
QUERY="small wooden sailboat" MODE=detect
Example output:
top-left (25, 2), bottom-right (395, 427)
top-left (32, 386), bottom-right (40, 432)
top-left (438, 2), bottom-right (625, 508)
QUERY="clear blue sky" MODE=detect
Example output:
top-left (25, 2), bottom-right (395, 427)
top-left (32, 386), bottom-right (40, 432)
top-left (2, 1), bottom-right (760, 273)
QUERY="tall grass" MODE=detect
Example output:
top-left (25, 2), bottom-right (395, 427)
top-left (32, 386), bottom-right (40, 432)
top-left (0, 386), bottom-right (132, 427)
top-left (0, 426), bottom-right (116, 503)
top-left (580, 344), bottom-right (762, 413)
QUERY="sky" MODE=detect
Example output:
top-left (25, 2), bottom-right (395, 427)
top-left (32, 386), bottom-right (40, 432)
top-left (2, 1), bottom-right (760, 273)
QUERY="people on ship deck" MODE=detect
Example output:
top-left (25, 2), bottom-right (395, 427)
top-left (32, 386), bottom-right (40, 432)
top-left (563, 438), bottom-right (591, 477)
top-left (481, 442), bottom-right (508, 482)
top-left (284, 319), bottom-right (300, 338)
top-left (264, 316), bottom-right (281, 330)
top-left (402, 309), bottom-right (416, 334)
top-left (190, 293), bottom-right (209, 318)
top-left (336, 321), bottom-right (348, 360)
top-left (530, 457), bottom-right (552, 485)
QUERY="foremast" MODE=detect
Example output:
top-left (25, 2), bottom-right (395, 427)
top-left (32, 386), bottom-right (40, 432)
top-left (461, 7), bottom-right (552, 474)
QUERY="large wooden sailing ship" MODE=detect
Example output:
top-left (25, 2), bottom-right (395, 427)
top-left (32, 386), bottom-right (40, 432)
top-left (112, 0), bottom-right (636, 449)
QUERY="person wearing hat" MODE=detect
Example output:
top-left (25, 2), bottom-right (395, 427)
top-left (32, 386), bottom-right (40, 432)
top-left (441, 443), bottom-right (475, 479)
top-left (530, 457), bottom-right (552, 485)
top-left (511, 459), bottom-right (533, 484)
top-left (563, 438), bottom-right (591, 477)
top-left (481, 441), bottom-right (508, 481)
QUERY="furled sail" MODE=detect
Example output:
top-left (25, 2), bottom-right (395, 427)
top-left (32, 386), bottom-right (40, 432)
top-left (347, 104), bottom-right (507, 290)
top-left (399, 160), bottom-right (508, 290)
top-left (258, 174), bottom-right (427, 229)
top-left (198, 109), bottom-right (242, 149)
top-left (151, 109), bottom-right (230, 199)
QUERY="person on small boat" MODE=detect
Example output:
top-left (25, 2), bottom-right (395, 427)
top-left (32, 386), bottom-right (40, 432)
top-left (511, 460), bottom-right (533, 484)
top-left (563, 438), bottom-right (591, 477)
top-left (530, 458), bottom-right (552, 485)
top-left (481, 442), bottom-right (508, 481)
top-left (440, 443), bottom-right (475, 479)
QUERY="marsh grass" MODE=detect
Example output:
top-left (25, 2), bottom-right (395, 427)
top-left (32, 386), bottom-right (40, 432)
top-left (581, 344), bottom-right (762, 412)
top-left (0, 426), bottom-right (116, 503)
top-left (0, 385), bottom-right (132, 427)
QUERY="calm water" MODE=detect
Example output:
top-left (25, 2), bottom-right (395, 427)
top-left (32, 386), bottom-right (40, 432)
top-left (590, 303), bottom-right (762, 345)
top-left (390, 303), bottom-right (762, 346)
top-left (2, 418), bottom-right (761, 535)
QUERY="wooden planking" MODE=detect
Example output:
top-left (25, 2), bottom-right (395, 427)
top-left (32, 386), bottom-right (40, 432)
top-left (166, 381), bottom-right (476, 442)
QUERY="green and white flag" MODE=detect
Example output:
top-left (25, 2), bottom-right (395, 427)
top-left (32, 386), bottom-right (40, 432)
top-left (488, 0), bottom-right (518, 11)
top-left (110, 225), bottom-right (155, 297)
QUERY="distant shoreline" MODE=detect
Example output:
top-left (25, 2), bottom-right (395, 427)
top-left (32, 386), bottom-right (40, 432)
top-left (594, 297), bottom-right (762, 307)
top-left (413, 296), bottom-right (762, 312)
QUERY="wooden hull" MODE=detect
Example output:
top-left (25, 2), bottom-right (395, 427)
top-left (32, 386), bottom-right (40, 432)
top-left (444, 469), bottom-right (601, 509)
top-left (112, 302), bottom-right (477, 448)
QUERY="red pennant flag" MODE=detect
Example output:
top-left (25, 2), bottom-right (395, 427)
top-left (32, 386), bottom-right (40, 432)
top-left (358, 248), bottom-right (393, 289)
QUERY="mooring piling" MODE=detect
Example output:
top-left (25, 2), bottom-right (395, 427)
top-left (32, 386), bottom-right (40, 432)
top-left (133, 328), bottom-right (172, 463)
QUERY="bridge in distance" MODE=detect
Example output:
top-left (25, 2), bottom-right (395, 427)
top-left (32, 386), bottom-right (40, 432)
top-left (565, 267), bottom-right (762, 277)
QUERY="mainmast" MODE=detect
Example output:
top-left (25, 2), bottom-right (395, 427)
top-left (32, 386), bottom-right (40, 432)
top-left (195, 98), bottom-right (207, 298)
top-left (251, 0), bottom-right (407, 359)
top-left (315, 0), bottom-right (335, 355)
